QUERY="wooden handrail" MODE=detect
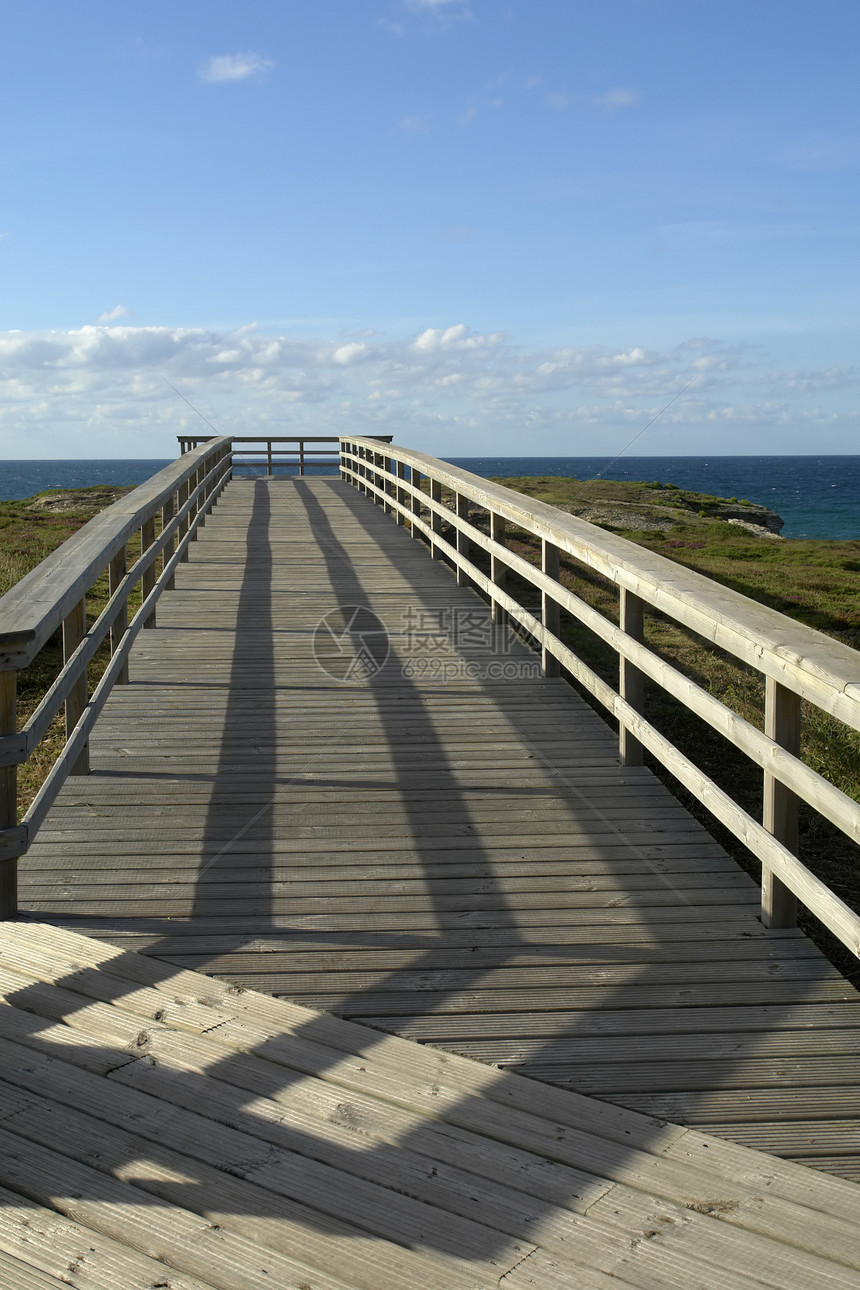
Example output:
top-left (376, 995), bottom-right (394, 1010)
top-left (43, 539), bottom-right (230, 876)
top-left (0, 439), bottom-right (232, 909)
top-left (0, 439), bottom-right (231, 670)
top-left (340, 436), bottom-right (860, 956)
top-left (178, 434), bottom-right (393, 476)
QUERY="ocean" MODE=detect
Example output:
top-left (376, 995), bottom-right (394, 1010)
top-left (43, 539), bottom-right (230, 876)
top-left (1, 455), bottom-right (858, 541)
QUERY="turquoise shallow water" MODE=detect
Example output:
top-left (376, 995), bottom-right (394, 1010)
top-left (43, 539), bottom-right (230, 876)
top-left (1, 455), bottom-right (858, 540)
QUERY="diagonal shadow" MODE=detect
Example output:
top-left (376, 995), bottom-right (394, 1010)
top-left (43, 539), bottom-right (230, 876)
top-left (4, 474), bottom-right (851, 1282)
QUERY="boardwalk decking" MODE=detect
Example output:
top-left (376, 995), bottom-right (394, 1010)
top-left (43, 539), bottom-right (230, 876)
top-left (18, 477), bottom-right (860, 1201)
top-left (3, 921), bottom-right (860, 1289)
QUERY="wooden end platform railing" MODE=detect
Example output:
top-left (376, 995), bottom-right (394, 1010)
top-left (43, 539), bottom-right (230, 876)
top-left (339, 436), bottom-right (860, 960)
top-left (0, 431), bottom-right (393, 917)
top-left (1, 433), bottom-right (858, 968)
top-left (178, 433), bottom-right (393, 476)
top-left (0, 437), bottom-right (233, 914)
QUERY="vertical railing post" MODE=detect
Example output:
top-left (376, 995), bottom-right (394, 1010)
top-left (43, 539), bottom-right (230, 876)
top-left (491, 513), bottom-right (507, 626)
top-left (375, 452), bottom-right (385, 507)
top-left (431, 479), bottom-right (444, 558)
top-left (142, 516), bottom-right (157, 628)
top-left (197, 459), bottom-right (208, 530)
top-left (762, 678), bottom-right (800, 928)
top-left (299, 440), bottom-right (305, 476)
top-left (109, 547), bottom-right (130, 684)
top-left (385, 456), bottom-right (395, 516)
top-left (456, 494), bottom-right (471, 587)
top-left (206, 449), bottom-right (219, 510)
top-left (0, 670), bottom-right (18, 917)
top-left (162, 490), bottom-right (176, 591)
top-left (541, 540), bottom-right (560, 677)
top-left (62, 599), bottom-right (90, 774)
top-left (188, 466), bottom-right (200, 541)
top-left (178, 478), bottom-right (190, 563)
top-left (619, 589), bottom-right (645, 765)
top-left (267, 441), bottom-right (273, 477)
top-left (380, 456), bottom-right (389, 513)
top-left (411, 469), bottom-right (422, 537)
top-left (396, 460), bottom-right (407, 525)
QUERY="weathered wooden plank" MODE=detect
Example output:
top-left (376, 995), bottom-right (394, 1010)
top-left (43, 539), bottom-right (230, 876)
top-left (0, 1184), bottom-right (223, 1290)
top-left (0, 1245), bottom-right (86, 1290)
top-left (303, 981), bottom-right (854, 1012)
top-left (366, 1000), bottom-right (859, 1038)
top-left (0, 1124), bottom-right (462, 1290)
top-left (4, 933), bottom-right (857, 1276)
top-left (0, 1081), bottom-right (535, 1282)
top-left (609, 1087), bottom-right (860, 1125)
top-left (16, 476), bottom-right (860, 1188)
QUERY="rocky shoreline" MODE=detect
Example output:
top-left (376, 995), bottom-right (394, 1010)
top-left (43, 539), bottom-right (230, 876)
top-left (19, 479), bottom-right (787, 541)
top-left (495, 478), bottom-right (786, 540)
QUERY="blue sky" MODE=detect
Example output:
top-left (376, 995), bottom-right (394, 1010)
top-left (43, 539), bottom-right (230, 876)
top-left (1, 0), bottom-right (857, 458)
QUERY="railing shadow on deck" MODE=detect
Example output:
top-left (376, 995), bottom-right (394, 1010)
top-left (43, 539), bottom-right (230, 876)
top-left (0, 471), bottom-right (751, 1275)
top-left (2, 460), bottom-right (859, 1276)
top-left (0, 472), bottom-right (670, 1275)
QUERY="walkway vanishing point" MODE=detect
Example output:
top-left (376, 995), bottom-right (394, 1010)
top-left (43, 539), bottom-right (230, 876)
top-left (0, 435), bottom-right (858, 1288)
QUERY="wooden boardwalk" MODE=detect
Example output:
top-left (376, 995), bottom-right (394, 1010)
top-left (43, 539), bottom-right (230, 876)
top-left (18, 477), bottom-right (860, 1197)
top-left (4, 921), bottom-right (860, 1290)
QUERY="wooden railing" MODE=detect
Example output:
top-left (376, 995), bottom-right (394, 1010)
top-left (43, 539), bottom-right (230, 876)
top-left (340, 437), bottom-right (860, 957)
top-left (179, 434), bottom-right (393, 475)
top-left (0, 438), bottom-right (232, 914)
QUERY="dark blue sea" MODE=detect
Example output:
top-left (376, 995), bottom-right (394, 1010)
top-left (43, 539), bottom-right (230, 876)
top-left (1, 455), bottom-right (858, 541)
top-left (449, 456), bottom-right (860, 541)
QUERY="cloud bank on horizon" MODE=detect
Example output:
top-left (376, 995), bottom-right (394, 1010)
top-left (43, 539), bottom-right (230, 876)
top-left (0, 320), bottom-right (854, 459)
top-left (0, 1), bottom-right (857, 459)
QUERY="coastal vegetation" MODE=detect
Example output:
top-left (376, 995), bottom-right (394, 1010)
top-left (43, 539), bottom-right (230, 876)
top-left (482, 475), bottom-right (860, 982)
top-left (2, 475), bottom-right (858, 981)
top-left (0, 485), bottom-right (140, 821)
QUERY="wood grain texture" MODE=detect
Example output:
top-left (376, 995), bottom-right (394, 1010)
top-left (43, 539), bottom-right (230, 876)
top-left (0, 920), bottom-right (859, 1290)
top-left (17, 475), bottom-right (860, 1191)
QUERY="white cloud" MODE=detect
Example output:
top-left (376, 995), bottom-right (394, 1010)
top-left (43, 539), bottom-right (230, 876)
top-left (0, 322), bottom-right (851, 457)
top-left (593, 87), bottom-right (638, 111)
top-left (96, 305), bottom-right (132, 324)
top-left (332, 343), bottom-right (368, 365)
top-left (404, 0), bottom-right (468, 9)
top-left (411, 323), bottom-right (503, 351)
top-left (198, 52), bottom-right (274, 84)
top-left (397, 115), bottom-right (431, 135)
top-left (398, 0), bottom-right (473, 24)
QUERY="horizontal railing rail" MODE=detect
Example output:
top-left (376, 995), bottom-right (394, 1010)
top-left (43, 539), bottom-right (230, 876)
top-left (0, 438), bottom-right (232, 912)
top-left (340, 436), bottom-right (860, 958)
top-left (179, 434), bottom-right (393, 476)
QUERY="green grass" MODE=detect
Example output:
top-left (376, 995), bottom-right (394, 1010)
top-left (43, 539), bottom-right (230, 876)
top-left (474, 476), bottom-right (860, 982)
top-left (0, 487), bottom-right (140, 817)
top-left (4, 477), bottom-right (859, 981)
top-left (492, 473), bottom-right (784, 529)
